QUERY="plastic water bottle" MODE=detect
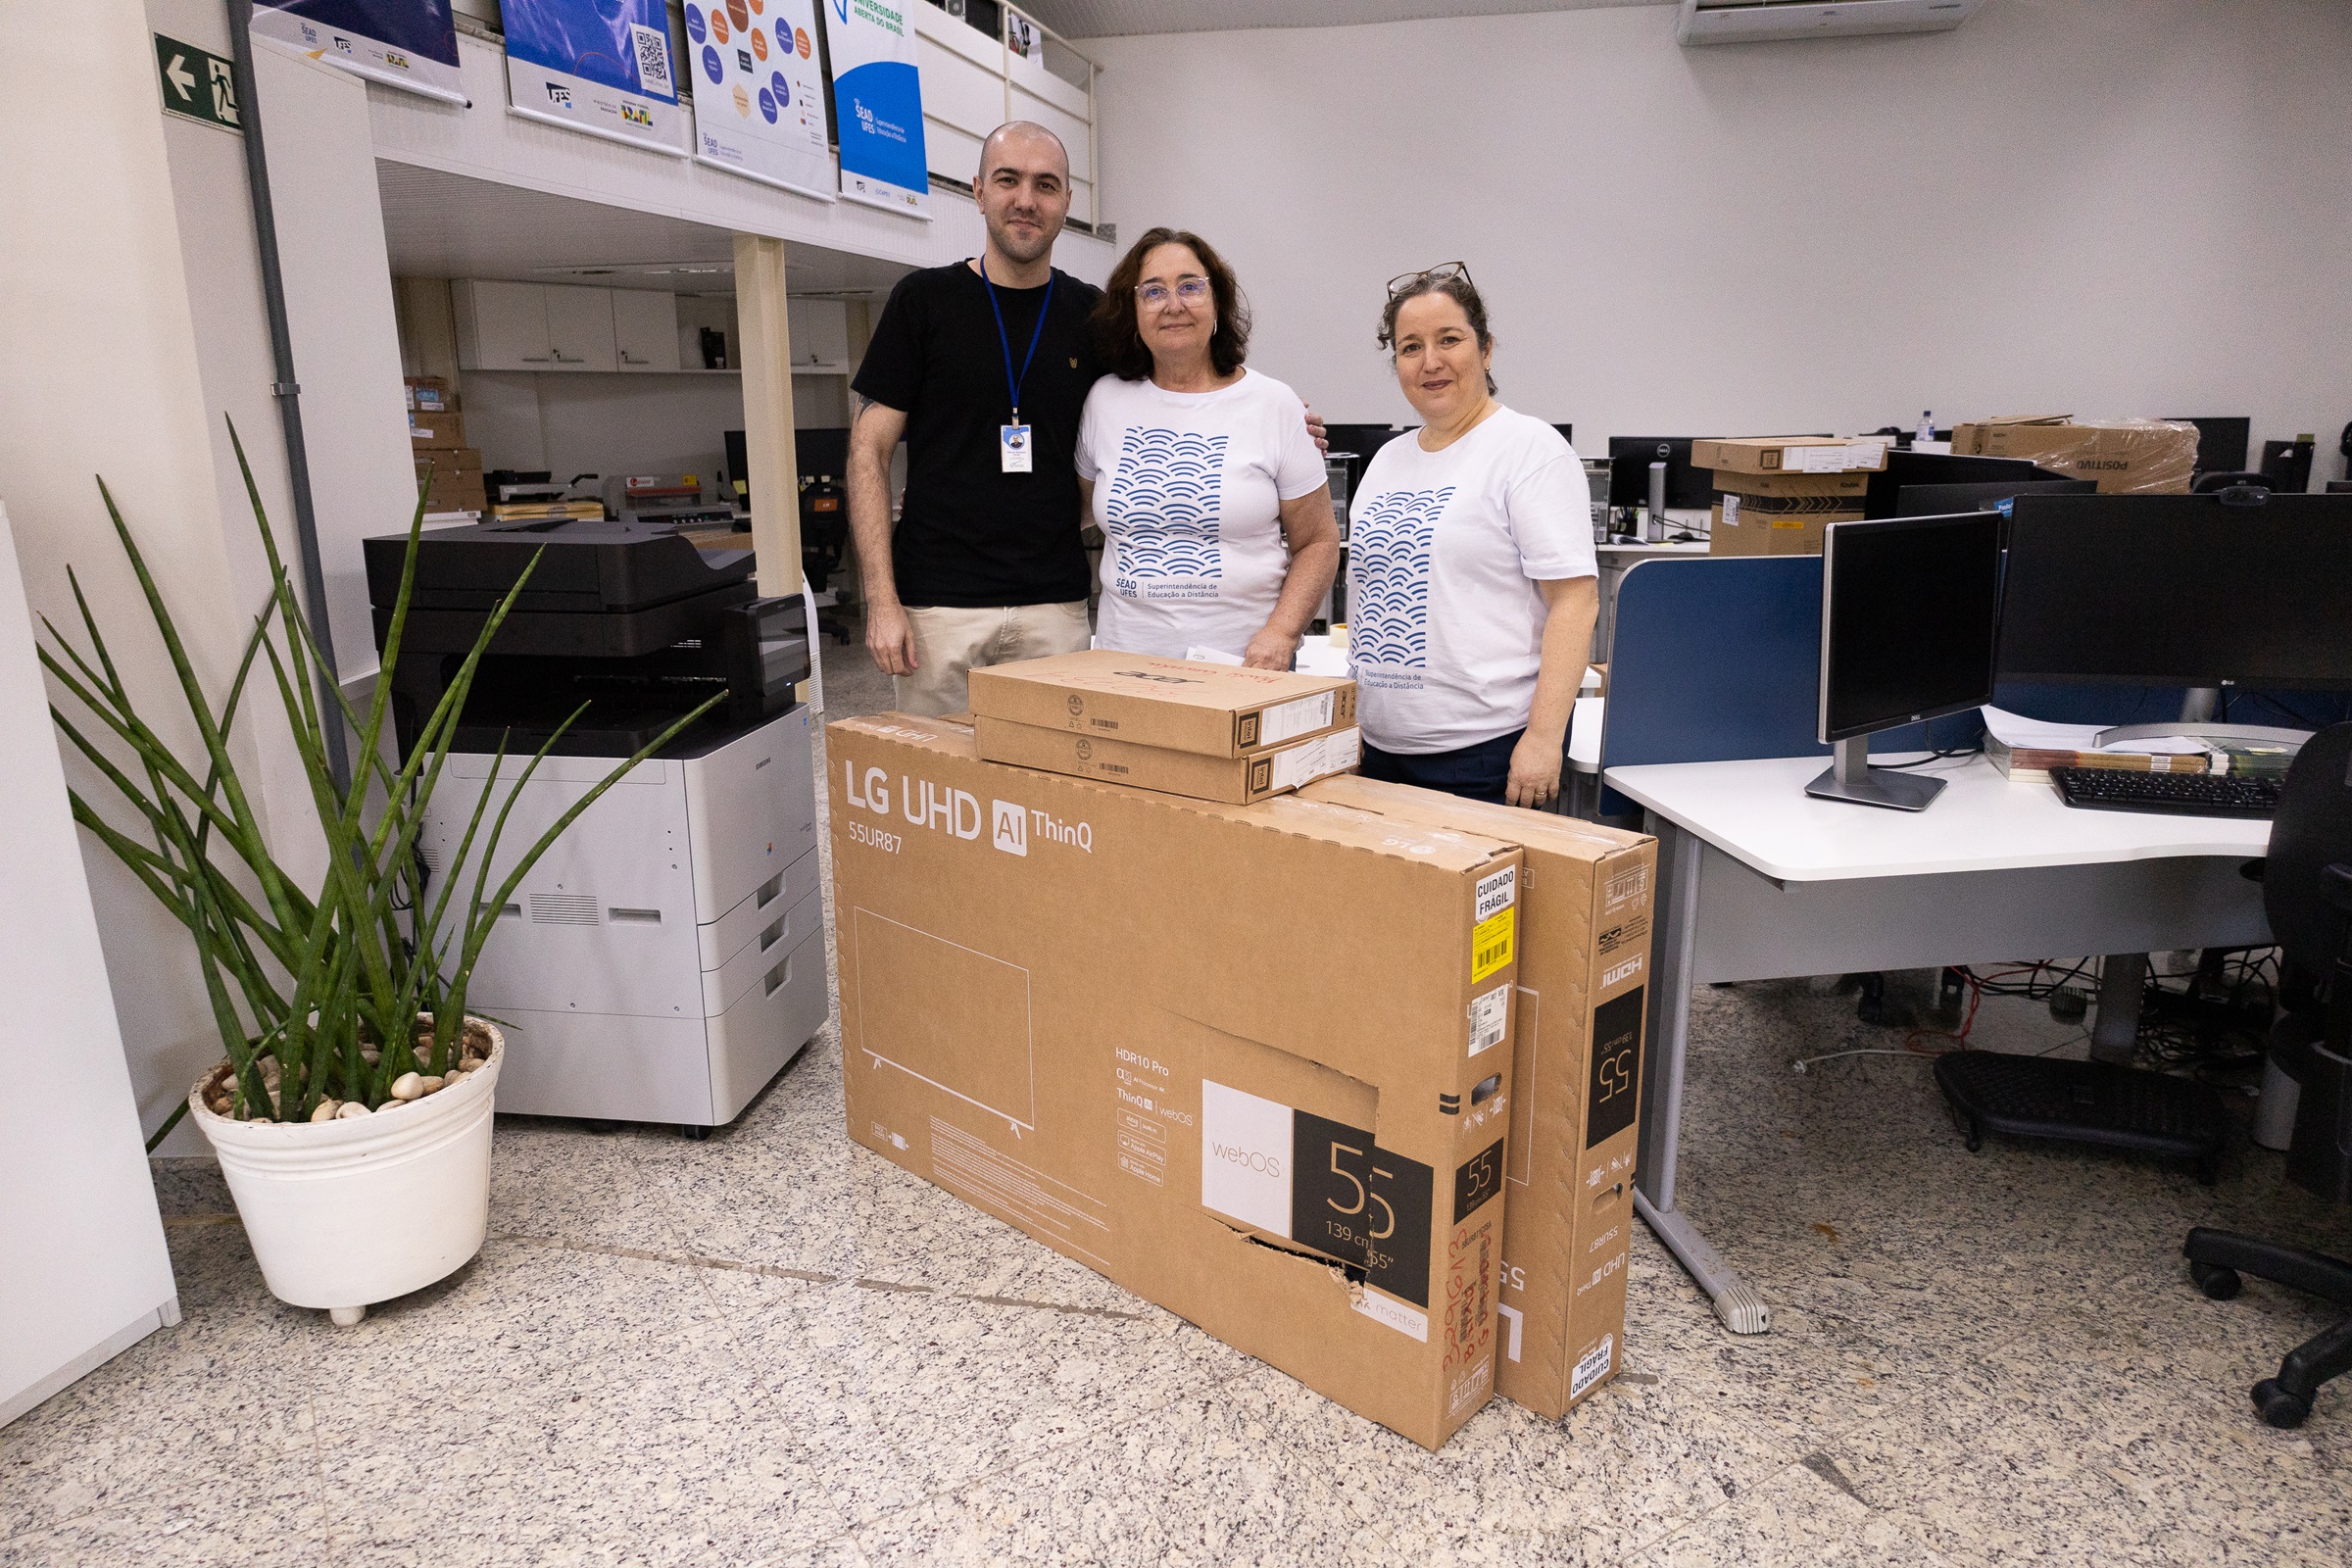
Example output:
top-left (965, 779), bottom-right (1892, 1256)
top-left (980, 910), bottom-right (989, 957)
top-left (1917, 410), bottom-right (1935, 444)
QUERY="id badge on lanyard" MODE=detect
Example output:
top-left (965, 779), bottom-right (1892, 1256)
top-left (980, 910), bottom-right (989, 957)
top-left (983, 260), bottom-right (1052, 478)
top-left (1001, 420), bottom-right (1033, 473)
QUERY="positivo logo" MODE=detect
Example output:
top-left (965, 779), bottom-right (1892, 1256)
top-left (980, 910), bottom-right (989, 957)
top-left (992, 800), bottom-right (1027, 857)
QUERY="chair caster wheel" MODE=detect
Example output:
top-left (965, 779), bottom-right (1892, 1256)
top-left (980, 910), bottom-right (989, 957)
top-left (1963, 1120), bottom-right (1983, 1154)
top-left (2253, 1378), bottom-right (2310, 1430)
top-left (2190, 1262), bottom-right (2241, 1300)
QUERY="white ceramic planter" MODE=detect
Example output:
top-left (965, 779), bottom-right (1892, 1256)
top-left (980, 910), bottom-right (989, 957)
top-left (192, 1021), bottom-right (503, 1326)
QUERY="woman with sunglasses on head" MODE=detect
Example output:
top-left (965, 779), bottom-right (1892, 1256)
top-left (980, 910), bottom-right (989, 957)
top-left (1075, 228), bottom-right (1339, 666)
top-left (1347, 265), bottom-right (1598, 808)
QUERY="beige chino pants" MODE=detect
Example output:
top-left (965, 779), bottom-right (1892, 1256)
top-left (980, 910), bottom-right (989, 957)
top-left (895, 601), bottom-right (1093, 716)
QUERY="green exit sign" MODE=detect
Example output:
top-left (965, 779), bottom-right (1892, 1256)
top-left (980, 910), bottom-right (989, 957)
top-left (154, 34), bottom-right (240, 133)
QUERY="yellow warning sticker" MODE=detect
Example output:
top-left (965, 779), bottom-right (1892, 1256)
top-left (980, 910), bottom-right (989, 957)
top-left (1470, 907), bottom-right (1516, 982)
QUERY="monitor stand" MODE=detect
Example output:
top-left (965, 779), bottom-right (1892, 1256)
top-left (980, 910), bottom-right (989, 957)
top-left (1805, 735), bottom-right (1945, 812)
top-left (2093, 687), bottom-right (2312, 751)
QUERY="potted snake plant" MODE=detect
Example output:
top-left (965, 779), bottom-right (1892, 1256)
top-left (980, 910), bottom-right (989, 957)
top-left (42, 425), bottom-right (715, 1326)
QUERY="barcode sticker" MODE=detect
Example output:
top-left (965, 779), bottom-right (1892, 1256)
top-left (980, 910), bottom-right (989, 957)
top-left (631, 23), bottom-right (672, 93)
top-left (1785, 440), bottom-right (1888, 473)
top-left (1570, 1334), bottom-right (1615, 1399)
top-left (1267, 727), bottom-right (1360, 791)
top-left (1468, 983), bottom-right (1509, 1055)
top-left (1470, 908), bottom-right (1516, 983)
top-left (1722, 494), bottom-right (1740, 527)
top-left (1257, 691), bottom-right (1335, 745)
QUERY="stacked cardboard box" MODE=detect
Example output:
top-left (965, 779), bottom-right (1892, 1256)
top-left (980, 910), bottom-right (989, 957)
top-left (968, 650), bottom-right (1359, 805)
top-left (1950, 416), bottom-right (2198, 494)
top-left (1697, 436), bottom-right (1887, 557)
top-left (833, 712), bottom-right (1523, 1448)
top-left (832, 686), bottom-right (1660, 1445)
top-left (405, 375), bottom-right (469, 452)
top-left (1303, 777), bottom-right (1652, 1418)
top-left (413, 447), bottom-right (485, 514)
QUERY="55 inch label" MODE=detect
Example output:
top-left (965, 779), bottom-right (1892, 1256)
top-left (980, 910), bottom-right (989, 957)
top-left (1292, 1110), bottom-right (1434, 1308)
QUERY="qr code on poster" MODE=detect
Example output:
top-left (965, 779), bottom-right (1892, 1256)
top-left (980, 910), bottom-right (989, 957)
top-left (631, 23), bottom-right (672, 93)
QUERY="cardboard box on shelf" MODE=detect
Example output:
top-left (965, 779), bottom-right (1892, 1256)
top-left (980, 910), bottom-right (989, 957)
top-left (413, 447), bottom-right (485, 514)
top-left (409, 409), bottom-right (468, 450)
top-left (967, 650), bottom-right (1355, 759)
top-left (973, 714), bottom-right (1361, 804)
top-left (1302, 778), bottom-right (1653, 1419)
top-left (830, 713), bottom-right (1523, 1449)
top-left (403, 375), bottom-right (457, 414)
top-left (1692, 437), bottom-right (1888, 476)
top-left (1950, 416), bottom-right (2197, 494)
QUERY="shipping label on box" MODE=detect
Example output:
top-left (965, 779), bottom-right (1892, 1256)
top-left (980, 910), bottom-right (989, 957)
top-left (1693, 437), bottom-right (1887, 475)
top-left (830, 714), bottom-right (1520, 1449)
top-left (968, 649), bottom-right (1355, 759)
top-left (974, 714), bottom-right (1359, 804)
top-left (1301, 777), bottom-right (1655, 1419)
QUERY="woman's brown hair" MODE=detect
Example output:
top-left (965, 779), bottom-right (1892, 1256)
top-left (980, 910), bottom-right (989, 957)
top-left (1091, 227), bottom-right (1251, 381)
top-left (1379, 269), bottom-right (1497, 395)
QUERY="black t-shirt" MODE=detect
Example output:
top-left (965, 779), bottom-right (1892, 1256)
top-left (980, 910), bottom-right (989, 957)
top-left (853, 262), bottom-right (1104, 608)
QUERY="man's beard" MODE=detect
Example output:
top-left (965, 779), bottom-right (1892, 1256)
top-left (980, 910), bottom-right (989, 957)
top-left (990, 214), bottom-right (1055, 264)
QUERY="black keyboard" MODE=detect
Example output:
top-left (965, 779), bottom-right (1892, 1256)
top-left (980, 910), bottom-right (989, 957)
top-left (2050, 766), bottom-right (2280, 819)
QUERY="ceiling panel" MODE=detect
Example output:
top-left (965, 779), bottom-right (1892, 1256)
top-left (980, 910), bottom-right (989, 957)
top-left (373, 161), bottom-right (915, 298)
top-left (1018, 0), bottom-right (1668, 41)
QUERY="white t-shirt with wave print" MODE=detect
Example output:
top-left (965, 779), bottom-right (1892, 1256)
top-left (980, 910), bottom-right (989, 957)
top-left (1348, 408), bottom-right (1595, 754)
top-left (1075, 368), bottom-right (1329, 660)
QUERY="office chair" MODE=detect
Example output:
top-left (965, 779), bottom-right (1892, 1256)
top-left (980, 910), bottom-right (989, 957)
top-left (2183, 722), bottom-right (2352, 1429)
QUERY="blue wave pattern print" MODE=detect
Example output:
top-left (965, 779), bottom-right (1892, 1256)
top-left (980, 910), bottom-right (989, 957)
top-left (1105, 428), bottom-right (1229, 596)
top-left (1350, 486), bottom-right (1452, 669)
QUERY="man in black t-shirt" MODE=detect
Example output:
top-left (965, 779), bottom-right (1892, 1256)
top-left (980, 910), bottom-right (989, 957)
top-left (848, 122), bottom-right (1102, 715)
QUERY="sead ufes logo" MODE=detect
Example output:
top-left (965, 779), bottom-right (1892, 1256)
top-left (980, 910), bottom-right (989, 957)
top-left (545, 82), bottom-right (572, 106)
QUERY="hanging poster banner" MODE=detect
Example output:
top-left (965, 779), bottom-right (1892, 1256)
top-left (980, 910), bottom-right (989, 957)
top-left (825, 0), bottom-right (930, 220)
top-left (250, 1), bottom-right (466, 105)
top-left (502, 0), bottom-right (686, 156)
top-left (684, 0), bottom-right (836, 201)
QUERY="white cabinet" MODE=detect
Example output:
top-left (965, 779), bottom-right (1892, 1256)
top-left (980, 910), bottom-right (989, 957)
top-left (542, 285), bottom-right (616, 370)
top-left (454, 279), bottom-right (556, 369)
top-left (611, 290), bottom-right (681, 372)
top-left (454, 280), bottom-right (618, 371)
top-left (786, 298), bottom-right (850, 370)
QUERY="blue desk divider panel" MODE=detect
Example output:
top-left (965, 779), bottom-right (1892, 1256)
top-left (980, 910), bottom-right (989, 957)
top-left (1594, 556), bottom-right (2200, 817)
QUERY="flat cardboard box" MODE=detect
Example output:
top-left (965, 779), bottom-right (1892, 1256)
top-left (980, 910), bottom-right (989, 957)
top-left (413, 447), bottom-right (485, 514)
top-left (1303, 778), bottom-right (1653, 1418)
top-left (830, 712), bottom-right (1524, 1449)
top-left (967, 650), bottom-right (1355, 759)
top-left (1709, 496), bottom-right (1860, 556)
top-left (1707, 468), bottom-right (1870, 501)
top-left (1950, 416), bottom-right (2197, 494)
top-left (974, 714), bottom-right (1362, 804)
top-left (1692, 436), bottom-right (1888, 476)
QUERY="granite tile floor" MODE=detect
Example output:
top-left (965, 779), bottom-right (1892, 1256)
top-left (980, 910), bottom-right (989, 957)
top-left (9, 643), bottom-right (2352, 1565)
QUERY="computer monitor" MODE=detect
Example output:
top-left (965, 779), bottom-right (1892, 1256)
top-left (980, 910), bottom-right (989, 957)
top-left (1894, 477), bottom-right (2096, 521)
top-left (1862, 449), bottom-right (2073, 519)
top-left (2164, 416), bottom-right (2251, 475)
top-left (1998, 493), bottom-right (2352, 690)
top-left (1551, 422), bottom-right (1574, 448)
top-left (1807, 512), bottom-right (2004, 811)
top-left (1606, 437), bottom-right (1712, 510)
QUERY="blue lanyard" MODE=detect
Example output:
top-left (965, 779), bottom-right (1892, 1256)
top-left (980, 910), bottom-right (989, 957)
top-left (980, 258), bottom-right (1054, 426)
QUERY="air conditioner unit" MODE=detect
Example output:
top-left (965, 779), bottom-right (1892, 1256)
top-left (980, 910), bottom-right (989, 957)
top-left (1678, 0), bottom-right (1984, 46)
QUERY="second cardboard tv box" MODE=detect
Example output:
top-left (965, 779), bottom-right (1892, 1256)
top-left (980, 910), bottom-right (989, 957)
top-left (829, 712), bottom-right (1521, 1449)
top-left (966, 650), bottom-right (1355, 758)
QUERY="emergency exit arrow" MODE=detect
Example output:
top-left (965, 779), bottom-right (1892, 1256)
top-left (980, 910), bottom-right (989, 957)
top-left (165, 52), bottom-right (196, 101)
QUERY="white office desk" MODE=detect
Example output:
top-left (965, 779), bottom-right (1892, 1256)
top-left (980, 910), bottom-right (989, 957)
top-left (1601, 753), bottom-right (2272, 1335)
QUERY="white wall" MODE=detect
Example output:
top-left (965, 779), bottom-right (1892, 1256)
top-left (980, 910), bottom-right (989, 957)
top-left (1089, 0), bottom-right (2352, 480)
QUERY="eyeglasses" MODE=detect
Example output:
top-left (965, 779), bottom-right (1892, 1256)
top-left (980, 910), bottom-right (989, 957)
top-left (1386, 262), bottom-right (1475, 297)
top-left (1136, 276), bottom-right (1212, 310)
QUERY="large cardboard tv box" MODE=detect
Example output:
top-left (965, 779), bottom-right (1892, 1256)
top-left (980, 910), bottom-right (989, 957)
top-left (1306, 778), bottom-right (1655, 1419)
top-left (830, 713), bottom-right (1522, 1449)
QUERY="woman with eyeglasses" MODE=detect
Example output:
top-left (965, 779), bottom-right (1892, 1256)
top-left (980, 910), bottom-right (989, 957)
top-left (1075, 228), bottom-right (1339, 666)
top-left (1347, 265), bottom-right (1598, 808)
